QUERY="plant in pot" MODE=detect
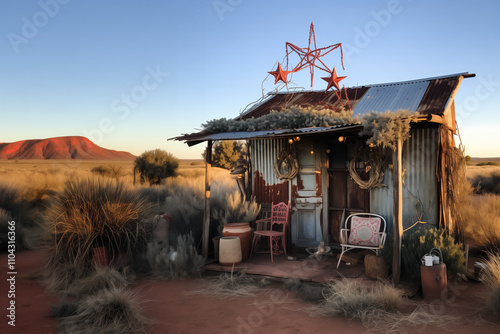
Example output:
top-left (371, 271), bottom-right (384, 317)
top-left (212, 191), bottom-right (260, 260)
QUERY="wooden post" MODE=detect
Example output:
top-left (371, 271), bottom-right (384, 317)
top-left (392, 137), bottom-right (403, 285)
top-left (202, 140), bottom-right (212, 259)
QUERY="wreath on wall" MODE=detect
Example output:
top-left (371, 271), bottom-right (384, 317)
top-left (348, 147), bottom-right (388, 190)
top-left (274, 148), bottom-right (299, 180)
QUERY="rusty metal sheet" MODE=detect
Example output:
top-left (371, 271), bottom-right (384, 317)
top-left (241, 87), bottom-right (370, 120)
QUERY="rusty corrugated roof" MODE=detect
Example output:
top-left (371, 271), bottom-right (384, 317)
top-left (173, 73), bottom-right (472, 145)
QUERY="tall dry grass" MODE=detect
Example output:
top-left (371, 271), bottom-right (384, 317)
top-left (44, 179), bottom-right (153, 272)
top-left (479, 251), bottom-right (500, 315)
top-left (458, 194), bottom-right (500, 251)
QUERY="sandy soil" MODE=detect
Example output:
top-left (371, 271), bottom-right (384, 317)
top-left (1, 250), bottom-right (499, 334)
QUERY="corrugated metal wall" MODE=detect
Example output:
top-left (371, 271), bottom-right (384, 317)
top-left (250, 139), bottom-right (289, 204)
top-left (370, 127), bottom-right (439, 234)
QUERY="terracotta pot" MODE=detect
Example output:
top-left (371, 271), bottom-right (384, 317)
top-left (223, 223), bottom-right (252, 260)
top-left (92, 246), bottom-right (109, 267)
top-left (219, 236), bottom-right (242, 266)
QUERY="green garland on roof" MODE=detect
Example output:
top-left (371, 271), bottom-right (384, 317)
top-left (360, 110), bottom-right (419, 151)
top-left (201, 106), bottom-right (419, 151)
top-left (201, 106), bottom-right (356, 134)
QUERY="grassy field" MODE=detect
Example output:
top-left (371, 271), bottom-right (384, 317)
top-left (0, 158), bottom-right (499, 251)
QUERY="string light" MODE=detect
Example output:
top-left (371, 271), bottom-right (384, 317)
top-left (338, 136), bottom-right (345, 142)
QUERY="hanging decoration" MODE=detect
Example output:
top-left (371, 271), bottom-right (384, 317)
top-left (267, 22), bottom-right (348, 94)
top-left (274, 148), bottom-right (299, 180)
top-left (268, 63), bottom-right (292, 84)
top-left (321, 67), bottom-right (347, 91)
top-left (348, 151), bottom-right (387, 190)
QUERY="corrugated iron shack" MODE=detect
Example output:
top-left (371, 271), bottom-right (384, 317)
top-left (174, 73), bottom-right (474, 252)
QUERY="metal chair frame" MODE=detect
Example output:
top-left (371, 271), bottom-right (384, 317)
top-left (250, 202), bottom-right (290, 263)
top-left (337, 213), bottom-right (387, 268)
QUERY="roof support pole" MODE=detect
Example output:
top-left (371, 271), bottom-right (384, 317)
top-left (202, 140), bottom-right (212, 259)
top-left (392, 137), bottom-right (403, 284)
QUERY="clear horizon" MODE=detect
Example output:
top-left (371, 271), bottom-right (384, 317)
top-left (1, 0), bottom-right (499, 159)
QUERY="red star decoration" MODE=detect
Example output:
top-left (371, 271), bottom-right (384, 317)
top-left (321, 67), bottom-right (347, 91)
top-left (268, 63), bottom-right (291, 84)
top-left (284, 23), bottom-right (344, 87)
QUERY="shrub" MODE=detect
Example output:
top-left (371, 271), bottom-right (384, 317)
top-left (134, 149), bottom-right (179, 185)
top-left (44, 179), bottom-right (152, 272)
top-left (212, 191), bottom-right (261, 235)
top-left (147, 233), bottom-right (204, 279)
top-left (479, 251), bottom-right (500, 315)
top-left (470, 172), bottom-right (500, 195)
top-left (91, 164), bottom-right (123, 180)
top-left (476, 161), bottom-right (499, 166)
top-left (0, 183), bottom-right (29, 221)
top-left (381, 227), bottom-right (466, 283)
top-left (203, 140), bottom-right (246, 170)
top-left (57, 287), bottom-right (150, 334)
top-left (158, 169), bottom-right (241, 243)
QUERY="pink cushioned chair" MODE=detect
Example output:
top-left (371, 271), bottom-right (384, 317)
top-left (337, 213), bottom-right (387, 268)
top-left (250, 202), bottom-right (289, 263)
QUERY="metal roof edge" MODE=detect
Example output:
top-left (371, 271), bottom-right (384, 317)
top-left (266, 72), bottom-right (472, 95)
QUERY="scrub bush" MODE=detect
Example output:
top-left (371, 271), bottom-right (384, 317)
top-left (134, 149), bottom-right (179, 185)
top-left (381, 227), bottom-right (466, 283)
top-left (147, 233), bottom-right (204, 280)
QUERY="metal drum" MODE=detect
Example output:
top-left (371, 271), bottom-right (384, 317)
top-left (420, 248), bottom-right (447, 301)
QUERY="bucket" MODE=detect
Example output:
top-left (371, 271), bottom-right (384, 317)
top-left (219, 236), bottom-right (242, 266)
top-left (420, 248), bottom-right (447, 301)
top-left (223, 223), bottom-right (252, 260)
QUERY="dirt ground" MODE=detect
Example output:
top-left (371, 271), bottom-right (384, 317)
top-left (1, 250), bottom-right (499, 334)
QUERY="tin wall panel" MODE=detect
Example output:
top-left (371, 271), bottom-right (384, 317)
top-left (250, 139), bottom-right (289, 204)
top-left (370, 127), bottom-right (439, 234)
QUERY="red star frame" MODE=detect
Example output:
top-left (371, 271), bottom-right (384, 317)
top-left (267, 23), bottom-right (349, 100)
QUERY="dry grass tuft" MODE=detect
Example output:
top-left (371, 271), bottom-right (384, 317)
top-left (188, 270), bottom-right (261, 299)
top-left (57, 287), bottom-right (150, 334)
top-left (302, 278), bottom-right (458, 332)
top-left (304, 279), bottom-right (404, 319)
top-left (43, 261), bottom-right (93, 294)
top-left (44, 178), bottom-right (152, 270)
top-left (479, 251), bottom-right (500, 315)
top-left (66, 266), bottom-right (128, 298)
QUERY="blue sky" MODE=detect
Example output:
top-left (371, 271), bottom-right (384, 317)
top-left (1, 0), bottom-right (499, 159)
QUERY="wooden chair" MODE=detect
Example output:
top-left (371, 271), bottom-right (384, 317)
top-left (250, 202), bottom-right (289, 263)
top-left (337, 213), bottom-right (387, 268)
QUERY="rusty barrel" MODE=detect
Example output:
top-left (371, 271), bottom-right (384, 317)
top-left (421, 263), bottom-right (447, 301)
top-left (223, 223), bottom-right (252, 260)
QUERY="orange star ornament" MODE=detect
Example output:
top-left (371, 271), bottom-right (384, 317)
top-left (321, 67), bottom-right (347, 91)
top-left (268, 63), bottom-right (292, 84)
